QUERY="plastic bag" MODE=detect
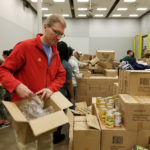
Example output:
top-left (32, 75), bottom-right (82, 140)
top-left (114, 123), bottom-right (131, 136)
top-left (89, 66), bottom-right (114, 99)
top-left (19, 95), bottom-right (55, 120)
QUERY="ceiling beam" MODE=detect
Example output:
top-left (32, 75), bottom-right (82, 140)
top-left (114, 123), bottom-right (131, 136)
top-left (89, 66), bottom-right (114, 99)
top-left (106, 0), bottom-right (120, 18)
top-left (22, 0), bottom-right (37, 14)
top-left (139, 10), bottom-right (150, 19)
top-left (69, 0), bottom-right (75, 18)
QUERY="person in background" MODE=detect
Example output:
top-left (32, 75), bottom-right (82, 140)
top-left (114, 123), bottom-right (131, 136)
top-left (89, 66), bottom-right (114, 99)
top-left (0, 59), bottom-right (10, 128)
top-left (0, 14), bottom-right (66, 150)
top-left (73, 51), bottom-right (80, 60)
top-left (2, 49), bottom-right (13, 60)
top-left (68, 47), bottom-right (82, 109)
top-left (120, 50), bottom-right (150, 70)
top-left (53, 41), bottom-right (74, 144)
top-left (72, 50), bottom-right (88, 68)
top-left (121, 50), bottom-right (136, 63)
top-left (2, 50), bottom-right (9, 60)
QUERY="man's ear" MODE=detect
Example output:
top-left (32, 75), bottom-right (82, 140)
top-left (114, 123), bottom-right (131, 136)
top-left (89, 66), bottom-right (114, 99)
top-left (44, 24), bottom-right (47, 30)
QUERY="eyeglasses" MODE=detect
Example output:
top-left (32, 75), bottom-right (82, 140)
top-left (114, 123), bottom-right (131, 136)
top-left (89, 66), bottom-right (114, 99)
top-left (48, 25), bottom-right (65, 38)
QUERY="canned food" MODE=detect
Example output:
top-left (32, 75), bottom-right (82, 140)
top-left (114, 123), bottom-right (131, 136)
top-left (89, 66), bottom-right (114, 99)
top-left (100, 107), bottom-right (107, 122)
top-left (114, 112), bottom-right (121, 127)
top-left (105, 113), bottom-right (114, 128)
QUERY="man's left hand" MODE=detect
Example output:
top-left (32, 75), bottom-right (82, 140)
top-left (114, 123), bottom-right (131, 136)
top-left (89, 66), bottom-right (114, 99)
top-left (36, 88), bottom-right (53, 100)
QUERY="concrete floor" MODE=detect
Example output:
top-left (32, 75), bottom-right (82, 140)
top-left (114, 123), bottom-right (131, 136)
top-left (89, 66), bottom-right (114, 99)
top-left (0, 125), bottom-right (68, 150)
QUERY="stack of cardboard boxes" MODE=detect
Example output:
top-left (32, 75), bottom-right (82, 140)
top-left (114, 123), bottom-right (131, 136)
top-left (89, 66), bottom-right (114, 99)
top-left (77, 76), bottom-right (118, 105)
top-left (119, 70), bottom-right (150, 95)
top-left (91, 94), bottom-right (150, 150)
top-left (89, 50), bottom-right (115, 73)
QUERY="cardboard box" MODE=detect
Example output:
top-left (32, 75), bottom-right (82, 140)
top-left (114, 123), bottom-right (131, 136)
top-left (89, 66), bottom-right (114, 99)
top-left (73, 115), bottom-right (101, 150)
top-left (113, 82), bottom-right (119, 95)
top-left (67, 109), bottom-right (74, 150)
top-left (77, 76), bottom-right (118, 105)
top-left (119, 94), bottom-right (150, 131)
top-left (90, 57), bottom-right (99, 65)
top-left (80, 70), bottom-right (91, 77)
top-left (3, 92), bottom-right (72, 144)
top-left (119, 70), bottom-right (150, 96)
top-left (93, 104), bottom-right (137, 150)
top-left (98, 61), bottom-right (113, 69)
top-left (104, 69), bottom-right (117, 77)
top-left (96, 50), bottom-right (115, 63)
top-left (100, 121), bottom-right (137, 150)
top-left (80, 54), bottom-right (91, 63)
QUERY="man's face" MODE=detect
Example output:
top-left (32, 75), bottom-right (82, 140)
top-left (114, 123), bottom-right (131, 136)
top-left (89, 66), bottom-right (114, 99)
top-left (44, 22), bottom-right (65, 46)
top-left (129, 51), bottom-right (133, 57)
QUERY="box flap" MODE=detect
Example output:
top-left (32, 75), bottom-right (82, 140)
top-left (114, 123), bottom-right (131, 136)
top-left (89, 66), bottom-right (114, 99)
top-left (29, 111), bottom-right (69, 136)
top-left (76, 102), bottom-right (87, 108)
top-left (2, 101), bottom-right (27, 122)
top-left (86, 114), bottom-right (100, 130)
top-left (50, 91), bottom-right (72, 110)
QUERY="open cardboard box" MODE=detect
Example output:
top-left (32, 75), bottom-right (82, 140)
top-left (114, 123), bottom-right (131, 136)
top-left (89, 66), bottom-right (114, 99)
top-left (73, 115), bottom-right (101, 150)
top-left (3, 91), bottom-right (72, 144)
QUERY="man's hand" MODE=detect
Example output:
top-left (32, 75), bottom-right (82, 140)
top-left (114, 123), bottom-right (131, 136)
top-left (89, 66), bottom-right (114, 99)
top-left (16, 83), bottom-right (34, 99)
top-left (36, 88), bottom-right (53, 100)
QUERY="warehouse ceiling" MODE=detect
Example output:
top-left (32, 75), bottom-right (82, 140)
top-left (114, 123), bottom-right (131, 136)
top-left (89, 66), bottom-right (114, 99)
top-left (25, 0), bottom-right (150, 18)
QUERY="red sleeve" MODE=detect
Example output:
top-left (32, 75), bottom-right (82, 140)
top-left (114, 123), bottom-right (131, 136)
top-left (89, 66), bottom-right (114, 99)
top-left (0, 42), bottom-right (26, 93)
top-left (48, 56), bottom-right (66, 92)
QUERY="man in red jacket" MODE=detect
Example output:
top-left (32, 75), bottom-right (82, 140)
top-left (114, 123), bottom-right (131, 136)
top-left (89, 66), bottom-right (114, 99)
top-left (0, 14), bottom-right (66, 150)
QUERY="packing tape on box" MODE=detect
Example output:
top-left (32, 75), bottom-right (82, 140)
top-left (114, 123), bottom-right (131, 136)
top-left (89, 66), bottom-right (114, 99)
top-left (132, 96), bottom-right (145, 110)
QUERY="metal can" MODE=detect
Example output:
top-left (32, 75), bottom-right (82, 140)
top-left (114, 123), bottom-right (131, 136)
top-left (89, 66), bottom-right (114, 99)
top-left (114, 112), bottom-right (121, 127)
top-left (100, 107), bottom-right (107, 122)
top-left (107, 104), bottom-right (113, 110)
top-left (105, 113), bottom-right (114, 128)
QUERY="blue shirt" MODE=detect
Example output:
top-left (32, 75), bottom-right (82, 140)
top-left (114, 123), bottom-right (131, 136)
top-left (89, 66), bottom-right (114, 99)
top-left (42, 42), bottom-right (52, 65)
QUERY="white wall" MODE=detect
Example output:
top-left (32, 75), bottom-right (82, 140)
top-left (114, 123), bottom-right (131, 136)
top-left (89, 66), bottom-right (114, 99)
top-left (0, 0), bottom-right (38, 59)
top-left (64, 18), bottom-right (140, 60)
top-left (140, 13), bottom-right (150, 35)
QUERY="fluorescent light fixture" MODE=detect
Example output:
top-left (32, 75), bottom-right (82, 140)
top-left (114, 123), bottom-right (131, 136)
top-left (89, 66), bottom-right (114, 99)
top-left (77, 0), bottom-right (89, 2)
top-left (42, 8), bottom-right (48, 10)
top-left (53, 0), bottom-right (65, 2)
top-left (94, 14), bottom-right (104, 17)
top-left (62, 14), bottom-right (69, 17)
top-left (124, 0), bottom-right (136, 2)
top-left (97, 8), bottom-right (107, 11)
top-left (112, 14), bottom-right (122, 17)
top-left (137, 8), bottom-right (148, 11)
top-left (129, 14), bottom-right (138, 17)
top-left (117, 8), bottom-right (128, 11)
top-left (78, 14), bottom-right (86, 17)
top-left (44, 14), bottom-right (52, 17)
top-left (31, 0), bottom-right (43, 2)
top-left (78, 8), bottom-right (88, 11)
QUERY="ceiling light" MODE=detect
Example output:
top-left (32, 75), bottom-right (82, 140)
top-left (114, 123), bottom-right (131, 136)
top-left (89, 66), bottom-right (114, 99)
top-left (97, 8), bottom-right (107, 11)
top-left (78, 8), bottom-right (88, 11)
top-left (129, 14), bottom-right (138, 17)
top-left (53, 0), bottom-right (65, 2)
top-left (112, 14), bottom-right (122, 17)
top-left (42, 8), bottom-right (48, 10)
top-left (62, 14), bottom-right (69, 17)
top-left (78, 14), bottom-right (86, 17)
top-left (137, 8), bottom-right (148, 11)
top-left (44, 14), bottom-right (52, 17)
top-left (94, 14), bottom-right (104, 17)
top-left (117, 8), bottom-right (128, 11)
top-left (77, 0), bottom-right (89, 2)
top-left (124, 0), bottom-right (136, 2)
top-left (31, 0), bottom-right (43, 2)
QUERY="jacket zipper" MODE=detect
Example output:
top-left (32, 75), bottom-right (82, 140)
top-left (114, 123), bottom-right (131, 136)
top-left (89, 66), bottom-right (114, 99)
top-left (45, 52), bottom-right (56, 87)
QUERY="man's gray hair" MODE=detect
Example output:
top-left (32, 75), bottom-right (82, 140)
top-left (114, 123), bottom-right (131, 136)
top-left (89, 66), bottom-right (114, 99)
top-left (45, 14), bottom-right (66, 28)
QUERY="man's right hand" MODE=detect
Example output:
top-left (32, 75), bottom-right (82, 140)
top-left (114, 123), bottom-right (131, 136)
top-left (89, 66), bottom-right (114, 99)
top-left (16, 83), bottom-right (34, 99)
